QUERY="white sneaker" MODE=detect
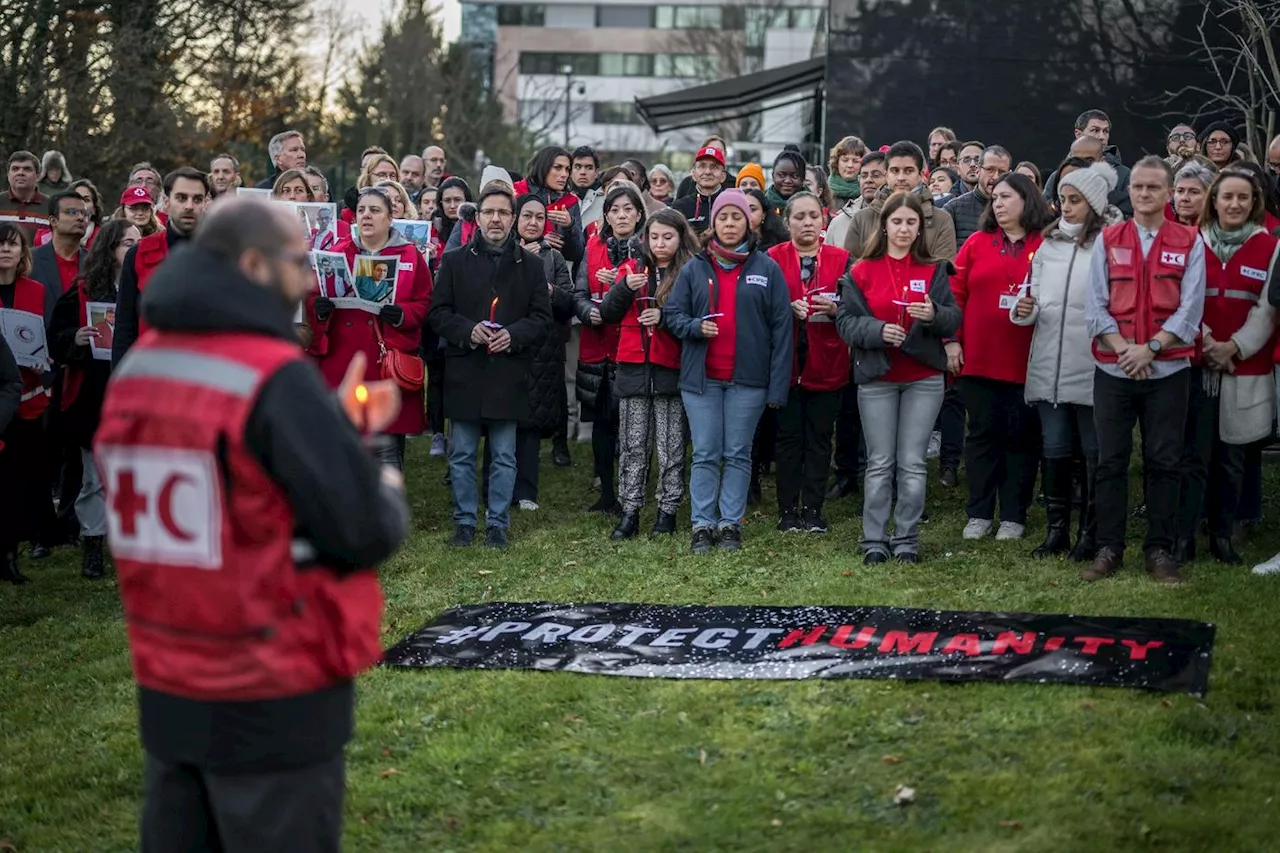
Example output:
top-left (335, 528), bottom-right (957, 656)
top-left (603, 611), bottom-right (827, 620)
top-left (1252, 552), bottom-right (1280, 575)
top-left (518, 500), bottom-right (539, 511)
top-left (996, 521), bottom-right (1026, 541)
top-left (927, 430), bottom-right (941, 459)
top-left (963, 518), bottom-right (992, 540)
top-left (577, 423), bottom-right (594, 442)
top-left (429, 433), bottom-right (447, 457)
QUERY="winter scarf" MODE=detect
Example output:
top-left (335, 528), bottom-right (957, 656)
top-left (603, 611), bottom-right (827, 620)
top-left (764, 186), bottom-right (791, 210)
top-left (828, 172), bottom-right (861, 203)
top-left (708, 239), bottom-right (750, 270)
top-left (1203, 221), bottom-right (1263, 264)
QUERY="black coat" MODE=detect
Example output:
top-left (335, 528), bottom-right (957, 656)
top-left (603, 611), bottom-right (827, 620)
top-left (0, 334), bottom-right (19, 437)
top-left (48, 282), bottom-right (112, 448)
top-left (523, 244), bottom-right (576, 432)
top-left (428, 236), bottom-right (554, 423)
top-left (942, 189), bottom-right (987, 247)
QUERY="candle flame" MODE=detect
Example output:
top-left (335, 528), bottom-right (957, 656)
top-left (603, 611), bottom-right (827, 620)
top-left (354, 384), bottom-right (369, 404)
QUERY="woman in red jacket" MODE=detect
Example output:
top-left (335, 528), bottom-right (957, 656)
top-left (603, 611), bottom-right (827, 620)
top-left (768, 192), bottom-right (850, 533)
top-left (599, 207), bottom-right (698, 539)
top-left (306, 187), bottom-right (432, 470)
top-left (0, 224), bottom-right (55, 583)
top-left (573, 185), bottom-right (643, 513)
top-left (513, 145), bottom-right (586, 264)
top-left (947, 172), bottom-right (1053, 542)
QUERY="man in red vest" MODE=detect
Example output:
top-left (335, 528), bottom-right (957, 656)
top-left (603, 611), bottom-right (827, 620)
top-left (96, 197), bottom-right (408, 850)
top-left (111, 167), bottom-right (210, 365)
top-left (1084, 155), bottom-right (1206, 584)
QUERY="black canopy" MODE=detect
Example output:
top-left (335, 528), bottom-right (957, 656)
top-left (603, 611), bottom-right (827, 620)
top-left (635, 57), bottom-right (826, 133)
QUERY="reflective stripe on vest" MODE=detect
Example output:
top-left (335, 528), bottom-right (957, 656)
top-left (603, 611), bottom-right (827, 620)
top-left (20, 386), bottom-right (51, 402)
top-left (1204, 287), bottom-right (1260, 301)
top-left (291, 539), bottom-right (318, 565)
top-left (114, 348), bottom-right (260, 397)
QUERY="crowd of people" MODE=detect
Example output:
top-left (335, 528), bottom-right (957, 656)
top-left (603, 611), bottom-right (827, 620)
top-left (3, 111), bottom-right (1280, 587)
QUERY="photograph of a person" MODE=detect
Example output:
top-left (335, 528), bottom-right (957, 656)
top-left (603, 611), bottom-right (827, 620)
top-left (393, 218), bottom-right (432, 255)
top-left (86, 301), bottom-right (115, 360)
top-left (352, 254), bottom-right (399, 304)
top-left (311, 250), bottom-right (353, 298)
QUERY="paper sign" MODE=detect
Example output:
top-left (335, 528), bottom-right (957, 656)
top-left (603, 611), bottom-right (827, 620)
top-left (289, 202), bottom-right (338, 251)
top-left (235, 187), bottom-right (272, 198)
top-left (0, 308), bottom-right (49, 371)
top-left (394, 219), bottom-right (433, 256)
top-left (86, 301), bottom-right (115, 361)
top-left (311, 250), bottom-right (354, 299)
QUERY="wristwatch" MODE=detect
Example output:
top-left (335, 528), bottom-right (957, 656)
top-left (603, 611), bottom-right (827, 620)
top-left (1147, 339), bottom-right (1162, 354)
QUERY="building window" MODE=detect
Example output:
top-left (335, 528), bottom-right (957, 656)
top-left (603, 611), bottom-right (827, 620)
top-left (654, 53), bottom-right (717, 78)
top-left (518, 99), bottom-right (562, 125)
top-left (597, 5), bottom-right (653, 28)
top-left (654, 5), bottom-right (722, 29)
top-left (789, 7), bottom-right (822, 29)
top-left (519, 52), bottom-right (599, 76)
top-left (744, 7), bottom-right (789, 47)
top-left (592, 102), bottom-right (643, 125)
top-left (497, 4), bottom-right (545, 26)
top-left (599, 52), bottom-right (654, 77)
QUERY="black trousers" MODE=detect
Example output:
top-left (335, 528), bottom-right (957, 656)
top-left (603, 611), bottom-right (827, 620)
top-left (1094, 368), bottom-right (1189, 557)
top-left (426, 346), bottom-right (445, 435)
top-left (958, 377), bottom-right (1035, 524)
top-left (1208, 398), bottom-right (1248, 538)
top-left (775, 386), bottom-right (840, 512)
top-left (832, 378), bottom-right (866, 480)
top-left (483, 426), bottom-right (542, 503)
top-left (938, 381), bottom-right (966, 471)
top-left (142, 753), bottom-right (344, 853)
top-left (1175, 368), bottom-right (1215, 533)
top-left (586, 379), bottom-right (618, 504)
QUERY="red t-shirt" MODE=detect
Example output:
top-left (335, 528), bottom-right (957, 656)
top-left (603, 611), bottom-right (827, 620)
top-left (55, 250), bottom-right (80, 295)
top-left (705, 264), bottom-right (741, 381)
top-left (858, 255), bottom-right (938, 384)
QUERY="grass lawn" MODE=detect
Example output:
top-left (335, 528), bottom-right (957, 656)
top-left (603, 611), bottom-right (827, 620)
top-left (3, 439), bottom-right (1280, 852)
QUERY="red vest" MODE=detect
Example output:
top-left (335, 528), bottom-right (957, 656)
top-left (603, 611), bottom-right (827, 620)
top-left (1, 276), bottom-right (51, 419)
top-left (513, 179), bottom-right (578, 238)
top-left (133, 230), bottom-right (169, 337)
top-left (579, 236), bottom-right (622, 364)
top-left (1094, 220), bottom-right (1198, 362)
top-left (613, 264), bottom-right (681, 371)
top-left (769, 241), bottom-right (851, 392)
top-left (94, 331), bottom-right (384, 702)
top-left (1204, 231), bottom-right (1280, 377)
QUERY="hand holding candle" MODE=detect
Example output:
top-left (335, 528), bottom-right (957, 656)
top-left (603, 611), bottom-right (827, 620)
top-left (905, 294), bottom-right (934, 322)
top-left (338, 352), bottom-right (402, 435)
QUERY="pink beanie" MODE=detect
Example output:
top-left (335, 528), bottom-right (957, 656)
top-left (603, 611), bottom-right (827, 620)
top-left (710, 189), bottom-right (751, 222)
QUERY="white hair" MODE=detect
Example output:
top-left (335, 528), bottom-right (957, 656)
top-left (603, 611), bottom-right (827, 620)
top-left (268, 130), bottom-right (303, 161)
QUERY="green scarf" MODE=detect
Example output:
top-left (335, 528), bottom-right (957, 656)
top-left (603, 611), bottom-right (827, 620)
top-left (1203, 221), bottom-right (1263, 264)
top-left (828, 172), bottom-right (860, 203)
top-left (764, 186), bottom-right (791, 211)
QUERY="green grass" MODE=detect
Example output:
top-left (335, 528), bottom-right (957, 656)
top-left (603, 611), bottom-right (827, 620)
top-left (4, 441), bottom-right (1280, 852)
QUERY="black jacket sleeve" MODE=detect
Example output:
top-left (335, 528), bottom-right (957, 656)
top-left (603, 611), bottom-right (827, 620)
top-left (598, 276), bottom-right (638, 324)
top-left (244, 361), bottom-right (409, 572)
top-left (549, 253), bottom-right (575, 323)
top-left (0, 336), bottom-right (20, 437)
top-left (49, 285), bottom-right (93, 366)
top-left (112, 245), bottom-right (141, 366)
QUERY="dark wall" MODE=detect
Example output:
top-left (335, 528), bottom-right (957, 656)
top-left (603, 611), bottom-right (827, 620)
top-left (824, 0), bottom-right (1213, 171)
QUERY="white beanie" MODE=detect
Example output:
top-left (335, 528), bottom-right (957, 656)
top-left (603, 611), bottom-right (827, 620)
top-left (1059, 161), bottom-right (1118, 215)
top-left (479, 165), bottom-right (513, 192)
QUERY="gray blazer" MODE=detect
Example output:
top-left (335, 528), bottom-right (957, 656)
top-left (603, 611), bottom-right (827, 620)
top-left (30, 242), bottom-right (87, 324)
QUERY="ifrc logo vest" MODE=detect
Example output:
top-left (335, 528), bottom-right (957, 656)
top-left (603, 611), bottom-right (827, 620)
top-left (1094, 219), bottom-right (1198, 362)
top-left (1203, 231), bottom-right (1280, 377)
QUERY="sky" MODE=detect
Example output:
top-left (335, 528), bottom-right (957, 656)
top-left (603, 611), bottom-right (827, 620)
top-left (352, 0), bottom-right (461, 43)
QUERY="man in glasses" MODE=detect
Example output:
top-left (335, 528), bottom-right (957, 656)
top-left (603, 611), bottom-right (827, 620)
top-left (98, 196), bottom-right (407, 851)
top-left (1166, 123), bottom-right (1199, 160)
top-left (428, 185), bottom-right (553, 550)
top-left (943, 143), bottom-right (1011, 245)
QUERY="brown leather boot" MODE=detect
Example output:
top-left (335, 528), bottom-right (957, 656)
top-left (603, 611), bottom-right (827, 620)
top-left (1145, 549), bottom-right (1182, 585)
top-left (1081, 547), bottom-right (1121, 582)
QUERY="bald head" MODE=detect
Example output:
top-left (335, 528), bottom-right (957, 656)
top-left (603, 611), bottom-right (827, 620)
top-left (1269, 135), bottom-right (1280, 170)
top-left (422, 145), bottom-right (446, 186)
top-left (196, 197), bottom-right (298, 261)
top-left (399, 155), bottom-right (425, 191)
top-left (1069, 135), bottom-right (1104, 164)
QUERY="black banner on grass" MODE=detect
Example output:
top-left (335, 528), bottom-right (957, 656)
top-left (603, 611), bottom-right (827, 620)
top-left (383, 603), bottom-right (1215, 696)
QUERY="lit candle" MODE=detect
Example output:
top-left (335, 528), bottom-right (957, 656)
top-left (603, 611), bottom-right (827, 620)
top-left (489, 296), bottom-right (499, 324)
top-left (354, 383), bottom-right (370, 434)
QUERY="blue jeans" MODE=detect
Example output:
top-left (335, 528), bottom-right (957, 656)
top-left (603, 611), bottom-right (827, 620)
top-left (1037, 402), bottom-right (1098, 460)
top-left (448, 420), bottom-right (517, 530)
top-left (682, 381), bottom-right (768, 530)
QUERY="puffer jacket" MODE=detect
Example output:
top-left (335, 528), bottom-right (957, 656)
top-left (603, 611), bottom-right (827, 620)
top-left (942, 188), bottom-right (988, 246)
top-left (524, 243), bottom-right (577, 432)
top-left (1010, 210), bottom-right (1123, 406)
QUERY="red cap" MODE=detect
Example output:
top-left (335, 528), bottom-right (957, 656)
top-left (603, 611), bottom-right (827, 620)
top-left (120, 186), bottom-right (152, 207)
top-left (694, 146), bottom-right (725, 166)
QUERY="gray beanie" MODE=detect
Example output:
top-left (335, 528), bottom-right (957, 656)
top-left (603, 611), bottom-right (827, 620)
top-left (1059, 161), bottom-right (1117, 215)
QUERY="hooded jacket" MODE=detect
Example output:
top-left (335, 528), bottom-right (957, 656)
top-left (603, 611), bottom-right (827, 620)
top-left (523, 242), bottom-right (576, 432)
top-left (128, 242), bottom-right (409, 774)
top-left (1011, 210), bottom-right (1124, 407)
top-left (37, 150), bottom-right (72, 197)
top-left (843, 184), bottom-right (958, 262)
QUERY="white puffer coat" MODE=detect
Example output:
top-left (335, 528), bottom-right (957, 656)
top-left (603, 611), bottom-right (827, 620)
top-left (1012, 209), bottom-right (1124, 407)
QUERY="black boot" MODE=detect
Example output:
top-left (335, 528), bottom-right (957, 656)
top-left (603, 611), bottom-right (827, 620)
top-left (651, 511), bottom-right (676, 536)
top-left (81, 535), bottom-right (105, 579)
top-left (1173, 536), bottom-right (1196, 566)
top-left (1069, 459), bottom-right (1098, 562)
top-left (748, 464), bottom-right (763, 506)
top-left (552, 435), bottom-right (572, 468)
top-left (610, 511), bottom-right (640, 541)
top-left (2, 547), bottom-right (28, 585)
top-left (1209, 534), bottom-right (1243, 565)
top-left (1031, 458), bottom-right (1072, 558)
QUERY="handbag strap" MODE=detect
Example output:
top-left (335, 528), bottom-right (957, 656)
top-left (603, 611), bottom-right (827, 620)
top-left (372, 317), bottom-right (389, 357)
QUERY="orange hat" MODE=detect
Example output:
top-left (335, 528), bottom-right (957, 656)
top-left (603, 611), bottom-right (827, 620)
top-left (736, 163), bottom-right (765, 188)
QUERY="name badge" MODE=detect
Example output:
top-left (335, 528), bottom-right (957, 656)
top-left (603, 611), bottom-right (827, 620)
top-left (1160, 251), bottom-right (1186, 267)
top-left (998, 293), bottom-right (1018, 311)
top-left (398, 261), bottom-right (414, 272)
top-left (910, 279), bottom-right (927, 293)
top-left (1240, 266), bottom-right (1267, 282)
top-left (1109, 247), bottom-right (1133, 267)
top-left (745, 274), bottom-right (768, 287)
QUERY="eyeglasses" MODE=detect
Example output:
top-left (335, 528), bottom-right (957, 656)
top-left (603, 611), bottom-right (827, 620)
top-left (1168, 132), bottom-right (1196, 142)
top-left (58, 208), bottom-right (88, 218)
top-left (1205, 137), bottom-right (1232, 147)
top-left (959, 156), bottom-right (982, 165)
top-left (478, 209), bottom-right (513, 220)
top-left (1267, 161), bottom-right (1280, 173)
top-left (371, 171), bottom-right (397, 181)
